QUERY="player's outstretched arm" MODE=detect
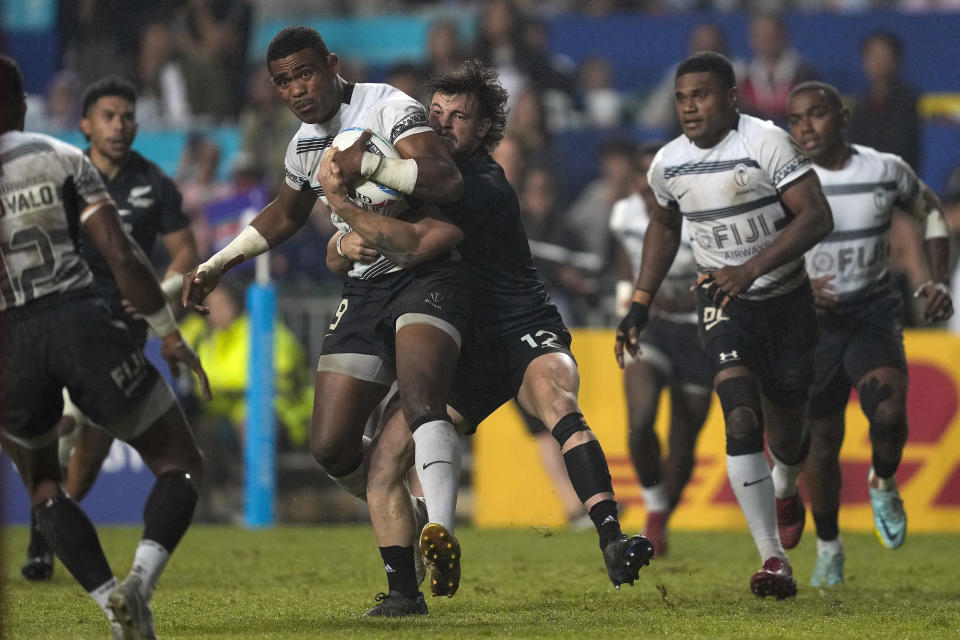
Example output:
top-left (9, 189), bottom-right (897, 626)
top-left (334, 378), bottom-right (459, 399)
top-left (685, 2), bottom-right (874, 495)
top-left (319, 149), bottom-right (463, 268)
top-left (615, 201), bottom-right (682, 369)
top-left (182, 184), bottom-right (317, 313)
top-left (82, 201), bottom-right (212, 400)
top-left (337, 129), bottom-right (463, 203)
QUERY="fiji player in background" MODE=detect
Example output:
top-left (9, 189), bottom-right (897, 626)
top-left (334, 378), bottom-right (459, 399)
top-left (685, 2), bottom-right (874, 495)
top-left (786, 81), bottom-right (952, 587)
top-left (616, 52), bottom-right (834, 599)
top-left (21, 75), bottom-right (199, 583)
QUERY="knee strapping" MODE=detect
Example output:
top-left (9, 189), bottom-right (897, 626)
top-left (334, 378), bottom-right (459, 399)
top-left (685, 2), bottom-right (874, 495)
top-left (562, 440), bottom-right (613, 503)
top-left (717, 377), bottom-right (764, 455)
top-left (551, 412), bottom-right (589, 447)
top-left (409, 411), bottom-right (452, 433)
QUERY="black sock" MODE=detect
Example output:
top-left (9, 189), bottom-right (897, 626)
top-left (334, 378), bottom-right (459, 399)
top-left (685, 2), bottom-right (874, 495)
top-left (27, 509), bottom-right (52, 557)
top-left (812, 510), bottom-right (839, 541)
top-left (589, 500), bottom-right (623, 550)
top-left (379, 546), bottom-right (419, 598)
top-left (33, 495), bottom-right (113, 591)
top-left (143, 471), bottom-right (198, 552)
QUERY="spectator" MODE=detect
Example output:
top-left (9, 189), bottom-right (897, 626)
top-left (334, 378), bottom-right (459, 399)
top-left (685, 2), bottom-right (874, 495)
top-left (564, 139), bottom-right (638, 267)
top-left (137, 21), bottom-right (193, 127)
top-left (385, 62), bottom-right (428, 103)
top-left (491, 131), bottom-right (529, 191)
top-left (520, 164), bottom-right (597, 324)
top-left (577, 56), bottom-right (624, 128)
top-left (173, 0), bottom-right (253, 121)
top-left (739, 13), bottom-right (816, 125)
top-left (508, 88), bottom-right (551, 154)
top-left (473, 0), bottom-right (531, 111)
top-left (25, 70), bottom-right (83, 132)
top-left (847, 31), bottom-right (921, 170)
top-left (175, 133), bottom-right (232, 253)
top-left (238, 63), bottom-right (301, 197)
top-left (424, 20), bottom-right (467, 77)
top-left (639, 23), bottom-right (733, 135)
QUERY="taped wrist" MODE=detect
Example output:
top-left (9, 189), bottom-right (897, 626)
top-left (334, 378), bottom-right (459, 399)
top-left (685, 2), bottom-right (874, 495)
top-left (159, 273), bottom-right (184, 302)
top-left (142, 304), bottom-right (178, 338)
top-left (199, 225), bottom-right (269, 276)
top-left (363, 153), bottom-right (418, 195)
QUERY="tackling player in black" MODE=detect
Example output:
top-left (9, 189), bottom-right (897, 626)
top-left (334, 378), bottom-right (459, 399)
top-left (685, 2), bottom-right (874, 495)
top-left (318, 60), bottom-right (653, 617)
top-left (0, 55), bottom-right (211, 640)
top-left (21, 75), bottom-right (199, 583)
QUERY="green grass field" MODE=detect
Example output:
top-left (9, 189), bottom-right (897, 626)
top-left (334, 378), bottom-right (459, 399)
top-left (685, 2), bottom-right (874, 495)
top-left (3, 525), bottom-right (959, 639)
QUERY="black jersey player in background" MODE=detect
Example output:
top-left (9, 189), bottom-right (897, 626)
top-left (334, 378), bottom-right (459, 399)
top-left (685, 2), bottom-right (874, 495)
top-left (21, 75), bottom-right (200, 583)
top-left (317, 60), bottom-right (653, 616)
top-left (0, 54), bottom-right (211, 640)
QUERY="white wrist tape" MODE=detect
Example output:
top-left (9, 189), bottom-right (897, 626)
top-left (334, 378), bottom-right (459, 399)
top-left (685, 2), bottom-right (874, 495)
top-left (361, 152), bottom-right (418, 195)
top-left (143, 304), bottom-right (178, 338)
top-left (198, 225), bottom-right (269, 275)
top-left (615, 280), bottom-right (634, 317)
top-left (160, 273), bottom-right (183, 302)
top-left (924, 209), bottom-right (949, 239)
top-left (914, 280), bottom-right (949, 297)
top-left (335, 231), bottom-right (353, 258)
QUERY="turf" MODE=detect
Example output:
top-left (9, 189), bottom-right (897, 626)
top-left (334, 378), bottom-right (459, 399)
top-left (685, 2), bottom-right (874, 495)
top-left (3, 525), bottom-right (959, 639)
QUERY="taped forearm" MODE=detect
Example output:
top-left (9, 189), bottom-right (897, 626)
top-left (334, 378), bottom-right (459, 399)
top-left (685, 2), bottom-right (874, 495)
top-left (142, 304), bottom-right (178, 338)
top-left (197, 226), bottom-right (269, 275)
top-left (160, 273), bottom-right (184, 302)
top-left (361, 152), bottom-right (418, 195)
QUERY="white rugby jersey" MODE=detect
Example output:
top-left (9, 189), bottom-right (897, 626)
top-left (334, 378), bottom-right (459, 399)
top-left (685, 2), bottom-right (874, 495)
top-left (0, 131), bottom-right (109, 311)
top-left (805, 145), bottom-right (922, 304)
top-left (647, 113), bottom-right (814, 301)
top-left (283, 82), bottom-right (433, 280)
top-left (609, 192), bottom-right (698, 317)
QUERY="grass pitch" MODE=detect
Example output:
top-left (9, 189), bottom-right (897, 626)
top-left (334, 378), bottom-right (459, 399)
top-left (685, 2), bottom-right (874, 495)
top-left (3, 525), bottom-right (959, 639)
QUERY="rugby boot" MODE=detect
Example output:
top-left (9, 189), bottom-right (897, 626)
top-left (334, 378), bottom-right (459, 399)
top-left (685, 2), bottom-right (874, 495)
top-left (364, 590), bottom-right (428, 617)
top-left (775, 492), bottom-right (806, 550)
top-left (869, 470), bottom-right (906, 549)
top-left (750, 556), bottom-right (798, 600)
top-left (602, 534), bottom-right (654, 589)
top-left (21, 517), bottom-right (54, 581)
top-left (412, 497), bottom-right (428, 586)
top-left (645, 511), bottom-right (669, 557)
top-left (108, 576), bottom-right (156, 640)
top-left (810, 549), bottom-right (844, 587)
top-left (420, 523), bottom-right (461, 598)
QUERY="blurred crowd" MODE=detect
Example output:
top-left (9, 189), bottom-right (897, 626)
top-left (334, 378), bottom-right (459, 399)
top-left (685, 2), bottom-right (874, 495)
top-left (13, 0), bottom-right (960, 521)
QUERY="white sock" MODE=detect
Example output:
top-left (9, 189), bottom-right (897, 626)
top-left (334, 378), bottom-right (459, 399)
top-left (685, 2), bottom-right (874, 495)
top-left (412, 420), bottom-right (461, 532)
top-left (89, 576), bottom-right (119, 621)
top-left (130, 539), bottom-right (170, 601)
top-left (770, 450), bottom-right (804, 499)
top-left (727, 452), bottom-right (784, 563)
top-left (817, 536), bottom-right (843, 555)
top-left (641, 484), bottom-right (670, 514)
top-left (327, 435), bottom-right (372, 499)
top-left (869, 466), bottom-right (896, 490)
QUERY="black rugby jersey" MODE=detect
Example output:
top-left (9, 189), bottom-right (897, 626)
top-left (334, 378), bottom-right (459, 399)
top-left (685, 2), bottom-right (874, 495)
top-left (439, 149), bottom-right (557, 340)
top-left (80, 150), bottom-right (189, 310)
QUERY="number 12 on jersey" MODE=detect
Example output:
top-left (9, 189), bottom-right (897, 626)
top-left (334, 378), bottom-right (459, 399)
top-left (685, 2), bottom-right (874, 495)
top-left (520, 330), bottom-right (561, 350)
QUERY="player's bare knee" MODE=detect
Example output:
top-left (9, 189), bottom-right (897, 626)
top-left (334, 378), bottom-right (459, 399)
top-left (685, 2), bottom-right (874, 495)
top-left (310, 431), bottom-right (360, 477)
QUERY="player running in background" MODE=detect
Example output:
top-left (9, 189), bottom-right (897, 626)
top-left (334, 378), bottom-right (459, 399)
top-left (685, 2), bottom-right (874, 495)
top-left (317, 60), bottom-right (653, 616)
top-left (180, 27), bottom-right (467, 606)
top-left (0, 55), bottom-right (211, 640)
top-left (616, 52), bottom-right (833, 599)
top-left (785, 81), bottom-right (952, 587)
top-left (610, 142), bottom-right (712, 557)
top-left (21, 75), bottom-right (199, 583)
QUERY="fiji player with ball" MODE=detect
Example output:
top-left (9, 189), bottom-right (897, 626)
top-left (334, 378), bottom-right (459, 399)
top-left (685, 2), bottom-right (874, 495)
top-left (182, 26), bottom-right (473, 610)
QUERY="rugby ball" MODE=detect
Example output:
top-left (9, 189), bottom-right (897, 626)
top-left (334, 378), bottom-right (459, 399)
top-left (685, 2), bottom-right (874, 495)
top-left (329, 127), bottom-right (404, 213)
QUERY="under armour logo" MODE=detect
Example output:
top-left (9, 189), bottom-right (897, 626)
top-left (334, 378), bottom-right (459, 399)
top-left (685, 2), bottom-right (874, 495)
top-left (719, 350), bottom-right (739, 362)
